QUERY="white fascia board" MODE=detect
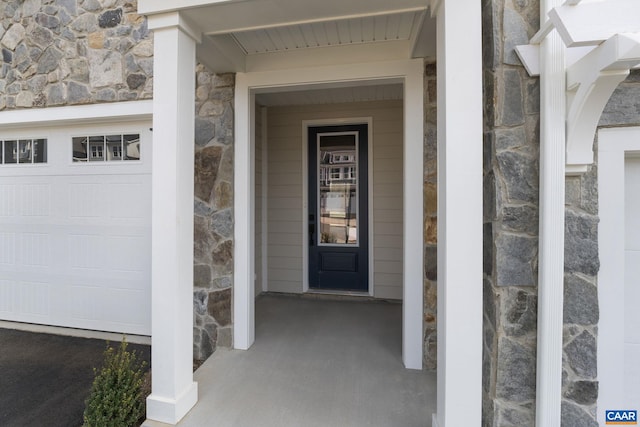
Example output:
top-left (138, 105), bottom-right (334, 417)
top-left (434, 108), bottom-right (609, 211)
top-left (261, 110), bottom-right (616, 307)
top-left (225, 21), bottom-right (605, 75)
top-left (245, 40), bottom-right (412, 73)
top-left (549, 0), bottom-right (640, 47)
top-left (240, 58), bottom-right (416, 92)
top-left (139, 0), bottom-right (244, 15)
top-left (0, 100), bottom-right (153, 129)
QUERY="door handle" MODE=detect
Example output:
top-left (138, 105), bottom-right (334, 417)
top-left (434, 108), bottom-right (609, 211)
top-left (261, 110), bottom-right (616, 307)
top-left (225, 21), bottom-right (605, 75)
top-left (309, 223), bottom-right (315, 246)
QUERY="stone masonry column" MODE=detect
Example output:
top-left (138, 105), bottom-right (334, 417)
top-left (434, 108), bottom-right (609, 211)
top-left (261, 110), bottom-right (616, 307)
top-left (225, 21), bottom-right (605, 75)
top-left (145, 12), bottom-right (200, 425)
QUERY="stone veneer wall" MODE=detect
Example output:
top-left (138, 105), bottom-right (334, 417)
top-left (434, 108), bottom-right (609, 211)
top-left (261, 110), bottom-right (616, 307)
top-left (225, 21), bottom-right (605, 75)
top-left (563, 69), bottom-right (640, 422)
top-left (561, 151), bottom-right (599, 424)
top-left (557, 68), bottom-right (640, 427)
top-left (482, 4), bottom-right (640, 427)
top-left (0, 0), bottom-right (152, 109)
top-left (192, 64), bottom-right (235, 361)
top-left (423, 60), bottom-right (437, 371)
top-left (482, 0), bottom-right (541, 425)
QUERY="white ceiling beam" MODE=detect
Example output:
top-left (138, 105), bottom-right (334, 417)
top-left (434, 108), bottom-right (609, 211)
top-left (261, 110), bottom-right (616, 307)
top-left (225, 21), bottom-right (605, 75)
top-left (410, 11), bottom-right (437, 59)
top-left (197, 34), bottom-right (247, 73)
top-left (515, 44), bottom-right (541, 76)
top-left (549, 0), bottom-right (640, 47)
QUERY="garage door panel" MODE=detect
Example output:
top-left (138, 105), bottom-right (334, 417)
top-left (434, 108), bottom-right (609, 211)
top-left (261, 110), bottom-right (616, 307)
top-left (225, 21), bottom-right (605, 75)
top-left (69, 285), bottom-right (149, 331)
top-left (0, 184), bottom-right (17, 216)
top-left (0, 232), bottom-right (16, 265)
top-left (0, 182), bottom-right (51, 217)
top-left (69, 183), bottom-right (108, 219)
top-left (0, 124), bottom-right (152, 336)
top-left (107, 183), bottom-right (150, 220)
top-left (0, 280), bottom-right (50, 318)
top-left (625, 343), bottom-right (640, 407)
top-left (625, 250), bottom-right (640, 344)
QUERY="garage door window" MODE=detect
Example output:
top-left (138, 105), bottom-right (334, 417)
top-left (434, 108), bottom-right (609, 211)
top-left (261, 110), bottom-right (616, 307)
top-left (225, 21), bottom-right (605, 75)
top-left (72, 134), bottom-right (141, 162)
top-left (0, 139), bottom-right (47, 164)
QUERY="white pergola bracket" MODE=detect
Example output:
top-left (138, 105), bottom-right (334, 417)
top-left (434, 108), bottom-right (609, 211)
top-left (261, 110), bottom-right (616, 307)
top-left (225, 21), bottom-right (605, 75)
top-left (565, 33), bottom-right (640, 171)
top-left (517, 0), bottom-right (640, 175)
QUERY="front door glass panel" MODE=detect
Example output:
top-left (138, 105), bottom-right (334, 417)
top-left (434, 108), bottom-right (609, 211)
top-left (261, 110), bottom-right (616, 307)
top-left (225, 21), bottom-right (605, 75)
top-left (318, 133), bottom-right (358, 246)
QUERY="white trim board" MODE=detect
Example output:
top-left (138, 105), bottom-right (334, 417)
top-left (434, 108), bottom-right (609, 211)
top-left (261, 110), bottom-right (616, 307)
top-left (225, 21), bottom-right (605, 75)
top-left (0, 321), bottom-right (151, 345)
top-left (233, 58), bottom-right (424, 369)
top-left (598, 126), bottom-right (640, 426)
top-left (0, 100), bottom-right (153, 128)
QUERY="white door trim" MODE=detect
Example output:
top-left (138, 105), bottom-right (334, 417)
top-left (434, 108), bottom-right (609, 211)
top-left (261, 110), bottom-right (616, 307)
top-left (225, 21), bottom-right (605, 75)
top-left (233, 58), bottom-right (424, 369)
top-left (597, 126), bottom-right (640, 426)
top-left (301, 118), bottom-right (375, 297)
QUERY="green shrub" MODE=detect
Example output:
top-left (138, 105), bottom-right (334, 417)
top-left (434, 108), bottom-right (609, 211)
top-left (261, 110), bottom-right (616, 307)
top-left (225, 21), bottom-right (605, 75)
top-left (83, 339), bottom-right (147, 427)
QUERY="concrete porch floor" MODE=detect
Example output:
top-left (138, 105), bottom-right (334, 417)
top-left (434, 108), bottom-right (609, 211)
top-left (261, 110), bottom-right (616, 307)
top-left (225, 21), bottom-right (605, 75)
top-left (171, 293), bottom-right (436, 427)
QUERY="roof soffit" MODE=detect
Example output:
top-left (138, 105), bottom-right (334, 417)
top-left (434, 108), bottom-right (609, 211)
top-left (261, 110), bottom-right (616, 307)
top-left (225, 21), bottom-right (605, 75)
top-left (141, 0), bottom-right (435, 72)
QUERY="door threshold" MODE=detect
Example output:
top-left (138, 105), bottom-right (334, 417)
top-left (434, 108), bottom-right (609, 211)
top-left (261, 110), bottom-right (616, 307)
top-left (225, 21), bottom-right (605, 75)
top-left (306, 289), bottom-right (372, 298)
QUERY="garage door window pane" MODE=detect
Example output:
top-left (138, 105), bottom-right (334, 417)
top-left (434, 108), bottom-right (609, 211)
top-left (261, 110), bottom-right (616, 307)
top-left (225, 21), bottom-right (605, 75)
top-left (33, 139), bottom-right (47, 163)
top-left (18, 140), bottom-right (32, 163)
top-left (124, 134), bottom-right (140, 160)
top-left (72, 134), bottom-right (140, 163)
top-left (89, 136), bottom-right (105, 162)
top-left (0, 139), bottom-right (47, 165)
top-left (73, 137), bottom-right (88, 162)
top-left (3, 141), bottom-right (17, 164)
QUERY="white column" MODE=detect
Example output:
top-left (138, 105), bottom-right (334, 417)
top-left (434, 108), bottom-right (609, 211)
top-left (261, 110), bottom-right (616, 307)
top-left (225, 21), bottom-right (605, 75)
top-left (535, 0), bottom-right (566, 425)
top-left (433, 0), bottom-right (483, 425)
top-left (146, 12), bottom-right (200, 425)
top-left (233, 73), bottom-right (256, 350)
top-left (403, 61), bottom-right (425, 370)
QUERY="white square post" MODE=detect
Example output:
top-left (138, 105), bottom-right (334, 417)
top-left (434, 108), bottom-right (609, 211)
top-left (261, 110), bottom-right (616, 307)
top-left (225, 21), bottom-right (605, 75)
top-left (433, 0), bottom-right (483, 425)
top-left (146, 12), bottom-right (200, 425)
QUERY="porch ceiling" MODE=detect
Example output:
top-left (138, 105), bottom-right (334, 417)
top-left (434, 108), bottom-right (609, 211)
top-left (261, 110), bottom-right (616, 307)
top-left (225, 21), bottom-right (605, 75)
top-left (140, 0), bottom-right (436, 73)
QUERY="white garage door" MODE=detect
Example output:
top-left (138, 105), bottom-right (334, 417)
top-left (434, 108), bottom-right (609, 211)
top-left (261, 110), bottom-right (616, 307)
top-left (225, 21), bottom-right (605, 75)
top-left (0, 122), bottom-right (152, 336)
top-left (625, 156), bottom-right (640, 408)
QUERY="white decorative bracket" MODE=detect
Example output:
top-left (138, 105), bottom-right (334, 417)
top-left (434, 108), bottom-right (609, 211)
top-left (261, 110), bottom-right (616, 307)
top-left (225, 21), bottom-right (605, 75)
top-left (515, 0), bottom-right (640, 175)
top-left (565, 33), bottom-right (640, 173)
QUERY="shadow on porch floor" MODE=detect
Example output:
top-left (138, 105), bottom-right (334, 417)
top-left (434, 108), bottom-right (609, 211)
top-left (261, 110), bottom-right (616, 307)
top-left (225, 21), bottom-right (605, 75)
top-left (177, 293), bottom-right (435, 427)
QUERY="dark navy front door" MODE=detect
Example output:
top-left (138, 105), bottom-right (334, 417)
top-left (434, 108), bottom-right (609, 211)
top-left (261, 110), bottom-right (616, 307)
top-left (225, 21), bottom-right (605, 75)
top-left (308, 124), bottom-right (368, 291)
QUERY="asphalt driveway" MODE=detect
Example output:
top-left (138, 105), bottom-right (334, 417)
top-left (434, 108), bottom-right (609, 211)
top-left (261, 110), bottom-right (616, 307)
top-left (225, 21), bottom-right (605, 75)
top-left (0, 328), bottom-right (150, 427)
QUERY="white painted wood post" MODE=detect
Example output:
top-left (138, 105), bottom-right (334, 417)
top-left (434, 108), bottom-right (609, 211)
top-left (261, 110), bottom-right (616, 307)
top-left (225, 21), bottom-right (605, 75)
top-left (433, 0), bottom-right (483, 425)
top-left (146, 12), bottom-right (200, 425)
top-left (403, 61), bottom-right (425, 370)
top-left (233, 73), bottom-right (256, 350)
top-left (535, 0), bottom-right (565, 425)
